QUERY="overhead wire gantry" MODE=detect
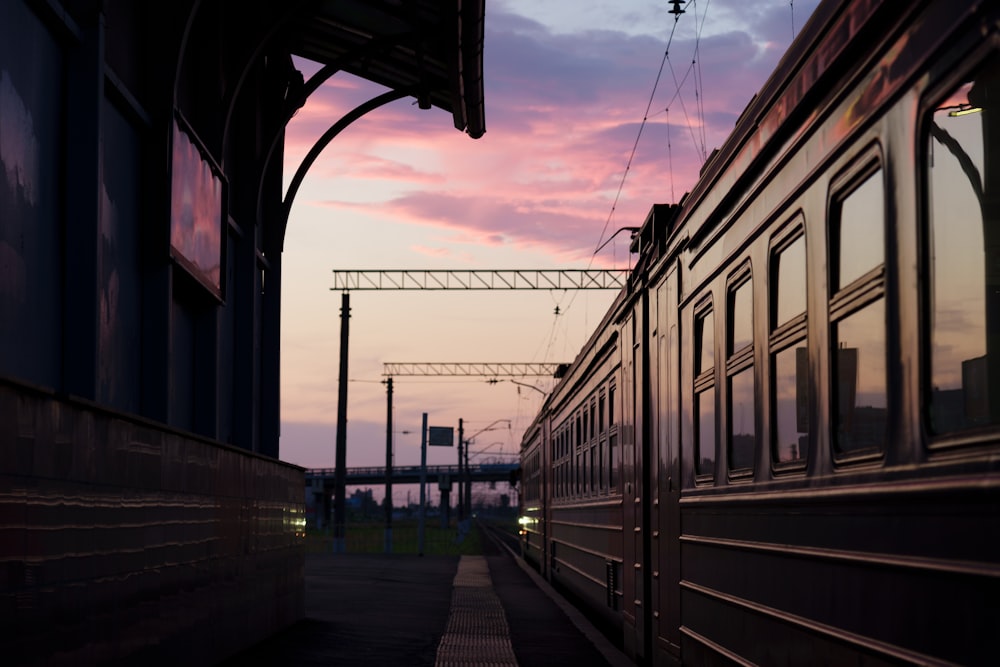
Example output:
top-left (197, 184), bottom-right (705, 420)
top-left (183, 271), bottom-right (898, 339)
top-left (330, 267), bottom-right (625, 552)
top-left (331, 269), bottom-right (629, 291)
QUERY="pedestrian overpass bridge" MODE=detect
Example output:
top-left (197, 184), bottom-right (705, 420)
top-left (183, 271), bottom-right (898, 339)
top-left (305, 462), bottom-right (519, 486)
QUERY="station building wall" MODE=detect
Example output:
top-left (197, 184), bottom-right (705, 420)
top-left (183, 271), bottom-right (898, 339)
top-left (1, 1), bottom-right (305, 662)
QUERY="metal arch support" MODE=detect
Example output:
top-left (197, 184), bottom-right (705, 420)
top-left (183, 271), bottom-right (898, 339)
top-left (255, 36), bottom-right (409, 243)
top-left (278, 88), bottom-right (410, 249)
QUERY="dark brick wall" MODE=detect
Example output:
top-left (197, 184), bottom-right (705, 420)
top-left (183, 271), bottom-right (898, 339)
top-left (0, 380), bottom-right (305, 666)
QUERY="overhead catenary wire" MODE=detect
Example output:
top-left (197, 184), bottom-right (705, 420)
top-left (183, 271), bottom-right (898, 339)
top-left (588, 6), bottom-right (686, 265)
top-left (545, 2), bottom-right (693, 351)
top-left (533, 2), bottom-right (696, 369)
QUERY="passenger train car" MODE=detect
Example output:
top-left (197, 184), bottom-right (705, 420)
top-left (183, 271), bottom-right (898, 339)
top-left (519, 0), bottom-right (999, 664)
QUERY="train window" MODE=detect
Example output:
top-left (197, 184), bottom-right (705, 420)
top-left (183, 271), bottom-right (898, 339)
top-left (695, 302), bottom-right (716, 479)
top-left (834, 304), bottom-right (887, 453)
top-left (770, 225), bottom-right (809, 468)
top-left (925, 53), bottom-right (1000, 437)
top-left (729, 275), bottom-right (753, 355)
top-left (696, 309), bottom-right (715, 374)
top-left (590, 446), bottom-right (597, 493)
top-left (726, 269), bottom-right (755, 476)
top-left (829, 165), bottom-right (887, 459)
top-left (609, 433), bottom-right (618, 491)
top-left (599, 392), bottom-right (606, 434)
top-left (696, 387), bottom-right (716, 475)
top-left (609, 384), bottom-right (616, 426)
top-left (773, 346), bottom-right (809, 464)
top-left (834, 172), bottom-right (884, 290)
top-left (608, 382), bottom-right (618, 492)
top-left (598, 439), bottom-right (605, 492)
top-left (728, 368), bottom-right (755, 471)
top-left (773, 233), bottom-right (806, 328)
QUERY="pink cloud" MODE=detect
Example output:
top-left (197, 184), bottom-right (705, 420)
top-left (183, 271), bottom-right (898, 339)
top-left (284, 3), bottom-right (820, 260)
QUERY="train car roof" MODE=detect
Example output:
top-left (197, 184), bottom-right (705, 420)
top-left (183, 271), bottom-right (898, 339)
top-left (639, 0), bottom-right (897, 251)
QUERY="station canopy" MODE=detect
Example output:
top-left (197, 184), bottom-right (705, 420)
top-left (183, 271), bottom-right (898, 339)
top-left (286, 0), bottom-right (485, 138)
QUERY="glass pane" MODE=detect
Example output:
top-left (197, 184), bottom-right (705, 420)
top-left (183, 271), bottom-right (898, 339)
top-left (696, 387), bottom-right (716, 475)
top-left (837, 171), bottom-right (884, 289)
top-left (775, 234), bottom-right (806, 327)
top-left (773, 346), bottom-right (809, 463)
top-left (834, 302), bottom-right (887, 455)
top-left (927, 59), bottom-right (999, 434)
top-left (730, 278), bottom-right (753, 354)
top-left (697, 310), bottom-right (715, 373)
top-left (598, 441), bottom-right (605, 491)
top-left (609, 385), bottom-right (616, 425)
top-left (170, 119), bottom-right (223, 294)
top-left (728, 368), bottom-right (756, 470)
top-left (590, 446), bottom-right (597, 493)
top-left (609, 434), bottom-right (618, 490)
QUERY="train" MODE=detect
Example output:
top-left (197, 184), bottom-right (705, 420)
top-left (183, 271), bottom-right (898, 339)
top-left (518, 0), bottom-right (999, 664)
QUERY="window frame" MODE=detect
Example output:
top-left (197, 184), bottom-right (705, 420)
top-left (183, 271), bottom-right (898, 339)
top-left (693, 295), bottom-right (717, 483)
top-left (725, 263), bottom-right (756, 479)
top-left (827, 151), bottom-right (888, 464)
top-left (768, 219), bottom-right (810, 473)
top-left (919, 43), bottom-right (1000, 450)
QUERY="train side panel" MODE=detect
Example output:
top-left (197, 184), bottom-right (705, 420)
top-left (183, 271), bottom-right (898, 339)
top-left (671, 2), bottom-right (1000, 664)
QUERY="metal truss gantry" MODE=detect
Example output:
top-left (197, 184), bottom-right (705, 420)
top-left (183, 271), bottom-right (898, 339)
top-left (331, 269), bottom-right (628, 291)
top-left (382, 362), bottom-right (567, 377)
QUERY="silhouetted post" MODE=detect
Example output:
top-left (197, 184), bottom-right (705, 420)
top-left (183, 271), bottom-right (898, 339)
top-left (457, 418), bottom-right (464, 521)
top-left (384, 376), bottom-right (393, 553)
top-left (418, 413), bottom-right (427, 556)
top-left (334, 291), bottom-right (350, 553)
top-left (464, 437), bottom-right (472, 519)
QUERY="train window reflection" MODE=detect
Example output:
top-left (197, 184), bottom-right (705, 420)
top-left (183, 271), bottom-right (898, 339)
top-left (599, 393), bottom-right (605, 433)
top-left (696, 387), bottom-right (716, 476)
top-left (609, 433), bottom-right (618, 490)
top-left (835, 171), bottom-right (884, 289)
top-left (609, 384), bottom-right (616, 426)
top-left (834, 303), bottom-right (887, 455)
top-left (697, 310), bottom-right (715, 373)
top-left (775, 234), bottom-right (806, 327)
top-left (728, 368), bottom-right (755, 471)
top-left (730, 277), bottom-right (753, 354)
top-left (926, 56), bottom-right (999, 436)
top-left (773, 347), bottom-right (809, 463)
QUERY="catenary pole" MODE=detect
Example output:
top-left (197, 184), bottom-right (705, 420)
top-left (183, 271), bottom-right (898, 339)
top-left (333, 291), bottom-right (350, 553)
top-left (384, 376), bottom-right (393, 553)
top-left (418, 412), bottom-right (427, 556)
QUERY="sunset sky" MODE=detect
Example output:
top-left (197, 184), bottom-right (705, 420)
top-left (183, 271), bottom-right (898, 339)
top-left (277, 0), bottom-right (821, 497)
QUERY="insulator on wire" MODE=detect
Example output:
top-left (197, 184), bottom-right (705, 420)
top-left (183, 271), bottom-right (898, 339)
top-left (669, 0), bottom-right (685, 16)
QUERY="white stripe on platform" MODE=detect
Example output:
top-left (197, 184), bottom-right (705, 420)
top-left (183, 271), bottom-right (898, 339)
top-left (435, 555), bottom-right (519, 667)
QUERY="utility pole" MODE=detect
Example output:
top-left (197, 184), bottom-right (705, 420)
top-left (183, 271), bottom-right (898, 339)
top-left (457, 418), bottom-right (464, 521)
top-left (418, 412), bottom-right (428, 556)
top-left (333, 291), bottom-right (350, 553)
top-left (384, 376), bottom-right (393, 553)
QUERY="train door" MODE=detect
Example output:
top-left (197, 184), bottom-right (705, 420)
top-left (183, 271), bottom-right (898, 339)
top-left (653, 265), bottom-right (681, 665)
top-left (622, 292), bottom-right (652, 662)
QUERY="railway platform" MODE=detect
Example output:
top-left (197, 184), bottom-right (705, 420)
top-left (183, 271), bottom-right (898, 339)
top-left (219, 529), bottom-right (632, 666)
